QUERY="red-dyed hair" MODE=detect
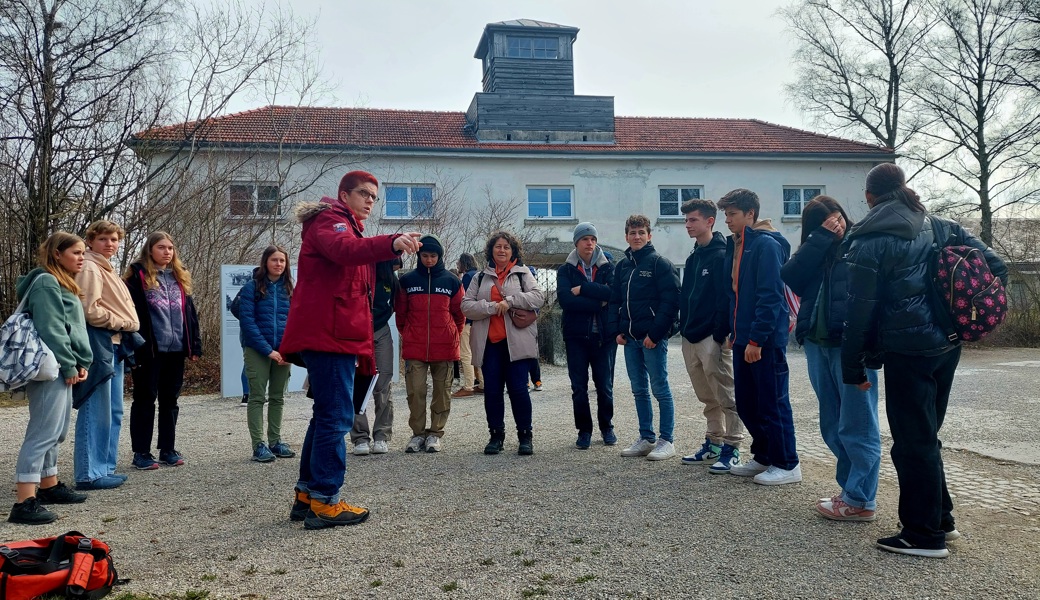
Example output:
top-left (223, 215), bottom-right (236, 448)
top-left (338, 171), bottom-right (379, 198)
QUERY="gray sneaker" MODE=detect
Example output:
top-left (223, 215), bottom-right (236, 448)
top-left (620, 438), bottom-right (655, 457)
top-left (425, 435), bottom-right (442, 453)
top-left (353, 441), bottom-right (371, 456)
top-left (405, 435), bottom-right (425, 453)
top-left (371, 440), bottom-right (389, 454)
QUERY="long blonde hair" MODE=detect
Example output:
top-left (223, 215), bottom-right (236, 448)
top-left (126, 231), bottom-right (193, 294)
top-left (37, 232), bottom-right (85, 296)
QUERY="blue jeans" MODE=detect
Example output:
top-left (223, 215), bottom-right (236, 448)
top-left (733, 344), bottom-right (798, 470)
top-left (481, 340), bottom-right (532, 431)
top-left (804, 341), bottom-right (880, 509)
top-left (297, 351), bottom-right (356, 505)
top-left (565, 337), bottom-right (615, 434)
top-left (622, 336), bottom-right (674, 443)
top-left (75, 348), bottom-right (125, 483)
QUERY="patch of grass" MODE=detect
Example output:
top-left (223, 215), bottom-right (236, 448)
top-left (478, 558), bottom-right (494, 566)
top-left (511, 549), bottom-right (524, 556)
top-left (225, 554), bottom-right (238, 561)
top-left (393, 559), bottom-right (405, 568)
top-left (569, 537), bottom-right (584, 545)
top-left (441, 581), bottom-right (459, 592)
top-left (101, 515), bottom-right (117, 523)
top-left (243, 565), bottom-right (258, 576)
top-left (362, 566), bottom-right (376, 575)
top-left (521, 558), bottom-right (536, 567)
top-left (572, 556), bottom-right (582, 563)
top-left (370, 580), bottom-right (382, 588)
top-left (576, 574), bottom-right (597, 584)
top-left (521, 587), bottom-right (548, 598)
top-left (272, 568), bottom-right (287, 575)
top-left (590, 549), bottom-right (601, 556)
top-left (540, 574), bottom-right (554, 581)
top-left (200, 574), bottom-right (217, 582)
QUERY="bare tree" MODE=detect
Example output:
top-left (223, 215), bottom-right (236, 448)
top-left (780, 0), bottom-right (935, 150)
top-left (908, 0), bottom-right (1040, 244)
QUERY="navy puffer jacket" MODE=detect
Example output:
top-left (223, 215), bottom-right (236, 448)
top-left (780, 226), bottom-right (850, 346)
top-left (841, 198), bottom-right (1007, 385)
top-left (239, 275), bottom-right (291, 356)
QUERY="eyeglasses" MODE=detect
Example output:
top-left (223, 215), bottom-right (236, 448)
top-left (351, 189), bottom-right (378, 202)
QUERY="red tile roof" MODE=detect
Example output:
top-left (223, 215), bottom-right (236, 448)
top-left (132, 105), bottom-right (892, 156)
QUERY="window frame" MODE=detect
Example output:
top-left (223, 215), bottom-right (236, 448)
top-left (658, 186), bottom-right (705, 219)
top-left (526, 186), bottom-right (574, 220)
top-left (782, 186), bottom-right (825, 218)
top-left (505, 35), bottom-right (560, 59)
top-left (228, 181), bottom-right (282, 219)
top-left (382, 184), bottom-right (436, 220)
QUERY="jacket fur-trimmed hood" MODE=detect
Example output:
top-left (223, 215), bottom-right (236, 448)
top-left (294, 199), bottom-right (334, 223)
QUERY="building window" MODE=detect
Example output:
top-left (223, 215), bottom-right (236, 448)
top-left (229, 182), bottom-right (281, 217)
top-left (527, 187), bottom-right (572, 219)
top-left (783, 186), bottom-right (824, 217)
top-left (384, 185), bottom-right (435, 219)
top-left (659, 186), bottom-right (703, 217)
top-left (506, 36), bottom-right (559, 59)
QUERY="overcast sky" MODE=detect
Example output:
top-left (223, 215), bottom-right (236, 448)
top-left (281, 0), bottom-right (806, 129)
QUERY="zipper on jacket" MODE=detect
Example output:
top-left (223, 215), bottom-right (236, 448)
top-left (426, 270), bottom-right (432, 362)
top-left (625, 258), bottom-right (637, 340)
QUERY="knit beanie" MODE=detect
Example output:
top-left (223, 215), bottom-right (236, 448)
top-left (573, 222), bottom-right (598, 245)
top-left (419, 234), bottom-right (443, 258)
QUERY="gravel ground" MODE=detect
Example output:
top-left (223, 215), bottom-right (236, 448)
top-left (1, 343), bottom-right (1039, 599)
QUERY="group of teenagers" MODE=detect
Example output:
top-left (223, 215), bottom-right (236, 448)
top-left (10, 224), bottom-right (201, 526)
top-left (9, 164), bottom-right (1007, 560)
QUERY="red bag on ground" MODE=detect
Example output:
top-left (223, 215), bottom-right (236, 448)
top-left (0, 531), bottom-right (118, 600)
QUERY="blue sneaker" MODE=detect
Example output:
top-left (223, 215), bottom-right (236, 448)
top-left (107, 473), bottom-right (129, 482)
top-left (269, 441), bottom-right (296, 458)
top-left (682, 438), bottom-right (721, 464)
top-left (75, 475), bottom-right (125, 491)
top-left (132, 452), bottom-right (159, 470)
top-left (159, 449), bottom-right (185, 466)
top-left (252, 443), bottom-right (276, 463)
top-left (709, 444), bottom-right (741, 474)
top-left (575, 432), bottom-right (592, 449)
top-left (601, 428), bottom-right (618, 446)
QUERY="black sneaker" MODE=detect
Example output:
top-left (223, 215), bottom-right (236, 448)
top-left (240, 394), bottom-right (249, 407)
top-left (37, 481), bottom-right (87, 504)
top-left (876, 534), bottom-right (950, 558)
top-left (8, 497), bottom-right (57, 524)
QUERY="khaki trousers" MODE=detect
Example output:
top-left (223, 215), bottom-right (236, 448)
top-left (405, 360), bottom-right (453, 437)
top-left (681, 336), bottom-right (743, 447)
top-left (459, 323), bottom-right (475, 389)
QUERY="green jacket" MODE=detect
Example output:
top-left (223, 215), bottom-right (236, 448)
top-left (16, 268), bottom-right (92, 378)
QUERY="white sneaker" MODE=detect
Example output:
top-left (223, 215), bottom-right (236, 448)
top-left (620, 438), bottom-right (655, 457)
top-left (729, 458), bottom-right (769, 477)
top-left (371, 440), bottom-right (389, 454)
top-left (646, 439), bottom-right (675, 461)
top-left (405, 435), bottom-right (425, 453)
top-left (753, 464), bottom-right (803, 486)
top-left (425, 435), bottom-right (442, 453)
top-left (353, 441), bottom-right (371, 456)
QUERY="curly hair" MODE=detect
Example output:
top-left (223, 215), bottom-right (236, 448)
top-left (484, 231), bottom-right (524, 266)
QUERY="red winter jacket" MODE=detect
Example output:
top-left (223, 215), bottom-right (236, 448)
top-left (280, 198), bottom-right (400, 366)
top-left (395, 260), bottom-right (464, 362)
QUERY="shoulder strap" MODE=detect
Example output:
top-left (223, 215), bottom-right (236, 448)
top-left (15, 274), bottom-right (46, 314)
top-left (515, 271), bottom-right (527, 293)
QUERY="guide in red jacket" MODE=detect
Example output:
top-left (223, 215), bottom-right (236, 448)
top-left (281, 170), bottom-right (421, 530)
top-left (395, 234), bottom-right (464, 453)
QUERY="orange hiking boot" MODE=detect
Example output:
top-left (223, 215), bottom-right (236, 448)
top-left (304, 499), bottom-right (370, 530)
top-left (289, 488), bottom-right (310, 522)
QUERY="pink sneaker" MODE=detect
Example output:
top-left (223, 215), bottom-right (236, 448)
top-left (816, 497), bottom-right (876, 522)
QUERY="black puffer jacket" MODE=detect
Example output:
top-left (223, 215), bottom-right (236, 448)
top-left (607, 243), bottom-right (680, 344)
top-left (557, 247), bottom-right (614, 343)
top-left (841, 198), bottom-right (1007, 385)
top-left (679, 231), bottom-right (728, 344)
top-left (780, 226), bottom-right (850, 346)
